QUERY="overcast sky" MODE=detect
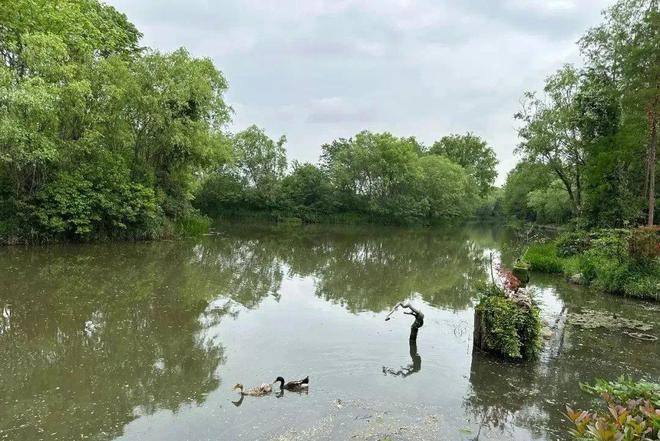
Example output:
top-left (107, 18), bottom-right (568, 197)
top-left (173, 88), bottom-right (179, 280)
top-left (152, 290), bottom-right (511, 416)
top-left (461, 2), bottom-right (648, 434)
top-left (106, 0), bottom-right (612, 184)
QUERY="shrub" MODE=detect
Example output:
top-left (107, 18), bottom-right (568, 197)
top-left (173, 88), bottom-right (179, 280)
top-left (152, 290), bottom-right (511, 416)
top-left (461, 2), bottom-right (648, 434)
top-left (556, 230), bottom-right (591, 257)
top-left (475, 284), bottom-right (541, 360)
top-left (524, 243), bottom-right (563, 273)
top-left (629, 226), bottom-right (660, 263)
top-left (565, 377), bottom-right (659, 440)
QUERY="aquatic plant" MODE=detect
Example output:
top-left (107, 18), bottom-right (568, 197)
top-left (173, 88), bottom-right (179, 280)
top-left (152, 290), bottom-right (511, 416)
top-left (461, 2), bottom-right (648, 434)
top-left (565, 377), bottom-right (660, 440)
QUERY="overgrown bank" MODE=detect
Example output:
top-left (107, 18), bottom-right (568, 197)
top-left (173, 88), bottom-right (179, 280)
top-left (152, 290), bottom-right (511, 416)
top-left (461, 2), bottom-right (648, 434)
top-left (0, 0), bottom-right (231, 244)
top-left (523, 227), bottom-right (659, 300)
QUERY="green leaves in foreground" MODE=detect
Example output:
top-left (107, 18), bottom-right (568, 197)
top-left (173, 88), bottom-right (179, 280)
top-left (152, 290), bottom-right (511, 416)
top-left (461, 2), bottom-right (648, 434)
top-left (565, 377), bottom-right (660, 440)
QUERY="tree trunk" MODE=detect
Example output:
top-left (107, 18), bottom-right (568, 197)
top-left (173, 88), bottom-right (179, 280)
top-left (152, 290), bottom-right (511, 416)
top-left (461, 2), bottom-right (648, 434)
top-left (648, 116), bottom-right (656, 226)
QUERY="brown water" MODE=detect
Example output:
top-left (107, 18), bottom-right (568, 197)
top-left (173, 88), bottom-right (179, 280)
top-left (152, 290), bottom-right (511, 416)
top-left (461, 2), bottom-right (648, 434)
top-left (1, 223), bottom-right (658, 440)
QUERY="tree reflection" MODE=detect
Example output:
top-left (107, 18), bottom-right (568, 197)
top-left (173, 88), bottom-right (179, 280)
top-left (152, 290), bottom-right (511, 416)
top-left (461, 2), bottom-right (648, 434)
top-left (0, 244), bottom-right (228, 441)
top-left (382, 339), bottom-right (422, 378)
top-left (0, 223), bottom-right (507, 440)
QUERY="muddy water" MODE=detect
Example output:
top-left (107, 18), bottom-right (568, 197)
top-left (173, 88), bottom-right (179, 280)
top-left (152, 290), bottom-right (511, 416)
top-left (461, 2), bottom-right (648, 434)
top-left (1, 224), bottom-right (658, 440)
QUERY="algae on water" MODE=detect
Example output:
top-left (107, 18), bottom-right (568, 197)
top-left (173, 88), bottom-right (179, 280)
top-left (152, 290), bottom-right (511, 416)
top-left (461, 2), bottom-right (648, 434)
top-left (567, 309), bottom-right (653, 332)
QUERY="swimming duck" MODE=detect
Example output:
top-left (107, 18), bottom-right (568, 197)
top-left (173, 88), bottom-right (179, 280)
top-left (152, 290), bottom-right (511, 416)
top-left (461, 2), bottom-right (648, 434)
top-left (274, 376), bottom-right (309, 391)
top-left (232, 382), bottom-right (273, 396)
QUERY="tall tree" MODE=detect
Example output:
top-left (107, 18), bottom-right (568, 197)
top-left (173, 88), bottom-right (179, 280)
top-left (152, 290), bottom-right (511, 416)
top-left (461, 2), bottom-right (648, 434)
top-left (428, 133), bottom-right (498, 196)
top-left (515, 65), bottom-right (586, 216)
top-left (231, 125), bottom-right (287, 204)
top-left (580, 0), bottom-right (659, 225)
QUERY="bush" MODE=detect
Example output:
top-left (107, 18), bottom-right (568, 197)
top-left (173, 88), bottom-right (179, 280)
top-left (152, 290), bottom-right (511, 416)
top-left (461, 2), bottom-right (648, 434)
top-left (556, 230), bottom-right (591, 257)
top-left (629, 226), bottom-right (660, 263)
top-left (524, 243), bottom-right (563, 273)
top-left (565, 377), bottom-right (659, 440)
top-left (578, 232), bottom-right (631, 293)
top-left (475, 284), bottom-right (541, 360)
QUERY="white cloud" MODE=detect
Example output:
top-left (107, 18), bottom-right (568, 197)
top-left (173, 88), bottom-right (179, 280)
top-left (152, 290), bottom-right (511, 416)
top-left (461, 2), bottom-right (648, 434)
top-left (106, 0), bottom-right (613, 184)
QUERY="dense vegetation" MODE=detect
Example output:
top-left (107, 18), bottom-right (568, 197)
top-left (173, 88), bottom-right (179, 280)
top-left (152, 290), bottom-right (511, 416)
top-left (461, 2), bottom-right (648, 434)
top-left (501, 0), bottom-right (658, 229)
top-left (196, 128), bottom-right (496, 224)
top-left (1, 0), bottom-right (656, 243)
top-left (0, 0), bottom-right (500, 243)
top-left (0, 0), bottom-right (231, 243)
top-left (474, 267), bottom-right (541, 360)
top-left (524, 227), bottom-right (659, 300)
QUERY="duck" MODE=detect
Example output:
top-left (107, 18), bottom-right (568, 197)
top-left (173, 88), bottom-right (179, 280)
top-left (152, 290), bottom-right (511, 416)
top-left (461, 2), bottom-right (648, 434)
top-left (274, 376), bottom-right (309, 391)
top-left (232, 382), bottom-right (273, 396)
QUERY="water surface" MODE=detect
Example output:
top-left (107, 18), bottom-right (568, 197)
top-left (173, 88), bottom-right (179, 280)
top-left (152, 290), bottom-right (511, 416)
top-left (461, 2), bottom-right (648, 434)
top-left (1, 224), bottom-right (658, 440)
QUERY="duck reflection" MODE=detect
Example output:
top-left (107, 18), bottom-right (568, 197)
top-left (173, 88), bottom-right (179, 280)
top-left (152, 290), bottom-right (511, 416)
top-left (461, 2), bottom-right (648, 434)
top-left (382, 338), bottom-right (422, 378)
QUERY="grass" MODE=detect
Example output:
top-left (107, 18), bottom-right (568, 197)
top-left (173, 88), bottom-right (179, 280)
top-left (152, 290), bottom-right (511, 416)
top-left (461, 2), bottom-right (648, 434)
top-left (523, 229), bottom-right (659, 301)
top-left (523, 243), bottom-right (563, 273)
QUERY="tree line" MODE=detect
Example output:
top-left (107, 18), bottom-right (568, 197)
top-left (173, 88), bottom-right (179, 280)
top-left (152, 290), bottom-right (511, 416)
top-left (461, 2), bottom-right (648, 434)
top-left (1, 0), bottom-right (656, 243)
top-left (503, 0), bottom-right (658, 228)
top-left (0, 0), bottom-right (500, 243)
top-left (195, 127), bottom-right (498, 224)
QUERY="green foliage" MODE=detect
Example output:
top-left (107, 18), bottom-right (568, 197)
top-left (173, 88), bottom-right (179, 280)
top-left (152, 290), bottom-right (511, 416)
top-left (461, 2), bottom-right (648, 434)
top-left (629, 226), bottom-right (660, 263)
top-left (34, 165), bottom-right (160, 240)
top-left (428, 133), bottom-right (498, 196)
top-left (280, 162), bottom-right (334, 219)
top-left (475, 284), bottom-right (541, 359)
top-left (197, 130), bottom-right (482, 225)
top-left (509, 0), bottom-right (659, 228)
top-left (174, 212), bottom-right (211, 237)
top-left (416, 154), bottom-right (478, 221)
top-left (623, 272), bottom-right (660, 301)
top-left (524, 243), bottom-right (564, 273)
top-left (526, 180), bottom-right (573, 224)
top-left (566, 377), bottom-right (659, 440)
top-left (556, 230), bottom-right (591, 257)
top-left (474, 188), bottom-right (505, 221)
top-left (527, 228), bottom-right (659, 300)
top-left (0, 0), bottom-right (231, 242)
top-left (503, 160), bottom-right (555, 221)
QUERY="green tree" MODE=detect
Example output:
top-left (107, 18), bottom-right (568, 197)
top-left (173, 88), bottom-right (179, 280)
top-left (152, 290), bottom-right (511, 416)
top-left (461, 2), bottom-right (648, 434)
top-left (0, 0), bottom-right (231, 241)
top-left (515, 65), bottom-right (585, 216)
top-left (416, 155), bottom-right (478, 221)
top-left (527, 180), bottom-right (573, 224)
top-left (579, 0), bottom-right (659, 225)
top-left (231, 125), bottom-right (287, 205)
top-left (428, 133), bottom-right (498, 196)
top-left (280, 162), bottom-right (334, 214)
top-left (320, 131), bottom-right (422, 217)
top-left (503, 160), bottom-right (555, 221)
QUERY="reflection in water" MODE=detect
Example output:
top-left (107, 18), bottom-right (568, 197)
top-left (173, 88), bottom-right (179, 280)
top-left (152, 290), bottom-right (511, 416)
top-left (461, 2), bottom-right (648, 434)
top-left (382, 339), bottom-right (422, 378)
top-left (0, 223), bottom-right (657, 441)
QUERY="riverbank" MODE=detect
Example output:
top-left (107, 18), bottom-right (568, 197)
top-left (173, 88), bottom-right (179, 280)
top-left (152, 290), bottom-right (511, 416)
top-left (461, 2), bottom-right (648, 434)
top-left (523, 227), bottom-right (659, 301)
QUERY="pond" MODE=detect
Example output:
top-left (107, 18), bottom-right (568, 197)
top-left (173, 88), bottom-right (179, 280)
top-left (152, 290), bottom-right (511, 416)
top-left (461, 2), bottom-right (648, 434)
top-left (1, 223), bottom-right (658, 440)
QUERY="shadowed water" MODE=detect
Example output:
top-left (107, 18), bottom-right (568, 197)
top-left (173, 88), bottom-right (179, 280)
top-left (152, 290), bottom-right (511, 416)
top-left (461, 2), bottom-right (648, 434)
top-left (1, 223), bottom-right (658, 440)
